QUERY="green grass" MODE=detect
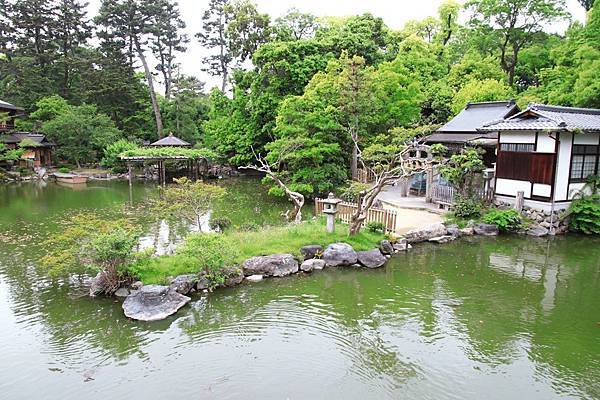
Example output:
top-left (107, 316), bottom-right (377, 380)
top-left (227, 218), bottom-right (385, 263)
top-left (130, 218), bottom-right (385, 285)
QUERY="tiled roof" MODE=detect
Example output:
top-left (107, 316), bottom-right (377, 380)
top-left (426, 132), bottom-right (497, 145)
top-left (437, 100), bottom-right (519, 133)
top-left (0, 99), bottom-right (23, 111)
top-left (0, 132), bottom-right (55, 147)
top-left (150, 133), bottom-right (191, 147)
top-left (481, 103), bottom-right (600, 132)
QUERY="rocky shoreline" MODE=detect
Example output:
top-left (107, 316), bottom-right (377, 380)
top-left (117, 221), bottom-right (509, 322)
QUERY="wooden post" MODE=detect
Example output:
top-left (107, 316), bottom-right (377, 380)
top-left (161, 160), bottom-right (166, 186)
top-left (127, 163), bottom-right (133, 187)
top-left (425, 168), bottom-right (434, 203)
top-left (514, 191), bottom-right (524, 212)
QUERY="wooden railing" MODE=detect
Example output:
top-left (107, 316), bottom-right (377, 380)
top-left (314, 198), bottom-right (397, 233)
top-left (431, 184), bottom-right (494, 206)
top-left (356, 168), bottom-right (375, 183)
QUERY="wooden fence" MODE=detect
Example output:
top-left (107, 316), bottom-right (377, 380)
top-left (356, 168), bottom-right (376, 183)
top-left (314, 198), bottom-right (397, 233)
top-left (431, 184), bottom-right (494, 206)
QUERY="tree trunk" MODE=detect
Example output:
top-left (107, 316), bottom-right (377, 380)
top-left (350, 127), bottom-right (358, 180)
top-left (134, 37), bottom-right (164, 138)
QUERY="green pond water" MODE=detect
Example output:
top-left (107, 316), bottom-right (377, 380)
top-left (0, 179), bottom-right (599, 399)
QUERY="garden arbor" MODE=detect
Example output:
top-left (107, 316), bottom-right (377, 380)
top-left (119, 135), bottom-right (213, 185)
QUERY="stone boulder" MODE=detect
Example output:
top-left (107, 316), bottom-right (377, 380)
top-left (222, 266), bottom-right (244, 287)
top-left (300, 245), bottom-right (323, 260)
top-left (378, 240), bottom-right (395, 255)
top-left (527, 226), bottom-right (549, 237)
top-left (89, 271), bottom-right (111, 297)
top-left (122, 285), bottom-right (190, 321)
top-left (114, 287), bottom-right (130, 298)
top-left (357, 249), bottom-right (387, 269)
top-left (445, 224), bottom-right (461, 237)
top-left (459, 227), bottom-right (474, 236)
top-left (428, 235), bottom-right (455, 244)
top-left (169, 274), bottom-right (198, 295)
top-left (392, 238), bottom-right (409, 252)
top-left (301, 259), bottom-right (326, 272)
top-left (245, 275), bottom-right (264, 282)
top-left (322, 243), bottom-right (358, 267)
top-left (405, 223), bottom-right (448, 244)
top-left (196, 273), bottom-right (211, 291)
top-left (474, 223), bottom-right (499, 236)
top-left (242, 254), bottom-right (299, 277)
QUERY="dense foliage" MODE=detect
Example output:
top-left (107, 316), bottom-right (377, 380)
top-left (483, 208), bottom-right (524, 232)
top-left (0, 0), bottom-right (598, 192)
top-left (568, 175), bottom-right (600, 234)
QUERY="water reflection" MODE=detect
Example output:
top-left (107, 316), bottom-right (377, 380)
top-left (0, 180), bottom-right (599, 399)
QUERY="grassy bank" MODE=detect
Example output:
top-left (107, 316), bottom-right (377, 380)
top-left (132, 218), bottom-right (385, 285)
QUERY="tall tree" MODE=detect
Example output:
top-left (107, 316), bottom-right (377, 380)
top-left (274, 8), bottom-right (319, 41)
top-left (197, 0), bottom-right (232, 92)
top-left (578, 0), bottom-right (595, 11)
top-left (467, 0), bottom-right (568, 86)
top-left (54, 0), bottom-right (92, 99)
top-left (150, 0), bottom-right (187, 99)
top-left (96, 0), bottom-right (168, 138)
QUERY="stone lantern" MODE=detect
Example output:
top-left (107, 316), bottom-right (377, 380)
top-left (322, 192), bottom-right (342, 233)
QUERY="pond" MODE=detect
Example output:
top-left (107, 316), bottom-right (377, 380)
top-left (0, 179), bottom-right (599, 399)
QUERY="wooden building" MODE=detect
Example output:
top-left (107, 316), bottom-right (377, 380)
top-left (480, 104), bottom-right (600, 211)
top-left (0, 132), bottom-right (55, 167)
top-left (0, 99), bottom-right (24, 132)
top-left (426, 100), bottom-right (520, 167)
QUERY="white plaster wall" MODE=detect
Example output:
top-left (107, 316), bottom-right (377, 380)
top-left (496, 178), bottom-right (531, 197)
top-left (536, 134), bottom-right (556, 153)
top-left (499, 131), bottom-right (536, 144)
top-left (553, 132), bottom-right (572, 202)
top-left (495, 195), bottom-right (571, 212)
top-left (532, 183), bottom-right (552, 197)
top-left (573, 134), bottom-right (600, 145)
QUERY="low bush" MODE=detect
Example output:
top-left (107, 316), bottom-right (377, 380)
top-left (483, 208), bottom-right (522, 232)
top-left (238, 222), bottom-right (260, 232)
top-left (57, 166), bottom-right (71, 173)
top-left (210, 217), bottom-right (232, 232)
top-left (452, 196), bottom-right (483, 219)
top-left (568, 195), bottom-right (600, 235)
top-left (366, 221), bottom-right (385, 233)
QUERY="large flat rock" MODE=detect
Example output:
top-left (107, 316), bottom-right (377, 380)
top-left (242, 254), bottom-right (299, 277)
top-left (405, 223), bottom-right (448, 244)
top-left (122, 285), bottom-right (190, 322)
top-left (357, 249), bottom-right (387, 268)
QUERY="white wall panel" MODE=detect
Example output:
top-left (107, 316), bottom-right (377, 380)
top-left (499, 131), bottom-right (536, 144)
top-left (573, 134), bottom-right (600, 145)
top-left (532, 183), bottom-right (551, 197)
top-left (496, 178), bottom-right (531, 197)
top-left (554, 132), bottom-right (572, 201)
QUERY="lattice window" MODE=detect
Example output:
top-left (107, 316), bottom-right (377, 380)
top-left (570, 145), bottom-right (600, 182)
top-left (500, 143), bottom-right (535, 152)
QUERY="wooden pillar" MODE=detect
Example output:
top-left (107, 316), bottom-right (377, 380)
top-left (161, 160), bottom-right (166, 185)
top-left (514, 191), bottom-right (524, 212)
top-left (127, 163), bottom-right (133, 187)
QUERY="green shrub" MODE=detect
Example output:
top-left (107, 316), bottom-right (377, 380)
top-left (452, 196), bottom-right (483, 218)
top-left (366, 221), bottom-right (385, 233)
top-left (101, 139), bottom-right (139, 172)
top-left (483, 208), bottom-right (522, 232)
top-left (238, 222), bottom-right (260, 232)
top-left (568, 195), bottom-right (600, 235)
top-left (176, 233), bottom-right (239, 274)
top-left (210, 217), bottom-right (232, 232)
top-left (57, 166), bottom-right (71, 173)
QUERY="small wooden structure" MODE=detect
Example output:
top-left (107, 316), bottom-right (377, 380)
top-left (52, 172), bottom-right (88, 184)
top-left (315, 198), bottom-right (397, 233)
top-left (120, 134), bottom-right (208, 186)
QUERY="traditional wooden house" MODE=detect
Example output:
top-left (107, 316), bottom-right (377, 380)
top-left (0, 132), bottom-right (55, 167)
top-left (480, 104), bottom-right (600, 211)
top-left (0, 99), bottom-right (24, 132)
top-left (426, 100), bottom-right (520, 166)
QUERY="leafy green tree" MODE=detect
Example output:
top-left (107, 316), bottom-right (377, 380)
top-left (466, 0), bottom-right (568, 86)
top-left (155, 177), bottom-right (226, 231)
top-left (101, 139), bottom-right (140, 171)
top-left (452, 79), bottom-right (515, 114)
top-left (274, 8), bottom-right (319, 41)
top-left (36, 98), bottom-right (123, 166)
